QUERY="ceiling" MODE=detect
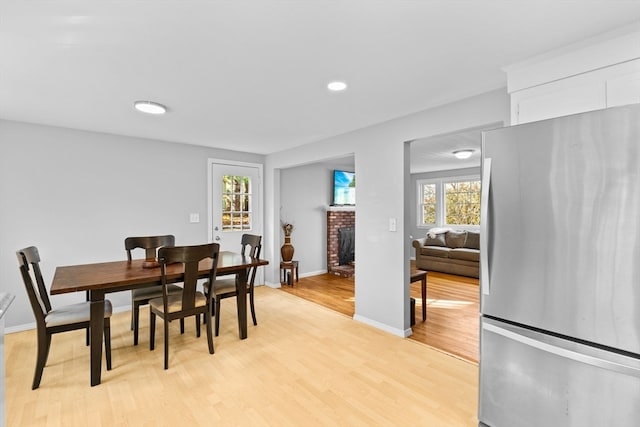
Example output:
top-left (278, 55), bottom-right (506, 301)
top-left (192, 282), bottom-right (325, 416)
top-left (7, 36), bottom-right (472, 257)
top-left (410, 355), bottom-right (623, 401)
top-left (410, 125), bottom-right (492, 174)
top-left (2, 1), bottom-right (640, 156)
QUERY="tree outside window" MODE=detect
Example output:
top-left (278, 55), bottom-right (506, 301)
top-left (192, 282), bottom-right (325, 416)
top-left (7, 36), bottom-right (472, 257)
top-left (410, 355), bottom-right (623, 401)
top-left (420, 183), bottom-right (437, 225)
top-left (221, 175), bottom-right (252, 231)
top-left (418, 176), bottom-right (480, 227)
top-left (445, 180), bottom-right (481, 225)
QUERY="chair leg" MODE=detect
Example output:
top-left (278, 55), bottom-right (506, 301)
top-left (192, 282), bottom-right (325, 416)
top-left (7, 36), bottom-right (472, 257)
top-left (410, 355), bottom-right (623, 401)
top-left (180, 318), bottom-right (184, 335)
top-left (205, 309), bottom-right (214, 355)
top-left (32, 329), bottom-right (51, 390)
top-left (104, 318), bottom-right (112, 371)
top-left (214, 299), bottom-right (221, 337)
top-left (133, 301), bottom-right (140, 345)
top-left (249, 286), bottom-right (257, 326)
top-left (149, 309), bottom-right (156, 351)
top-left (203, 302), bottom-right (215, 324)
top-left (163, 318), bottom-right (169, 370)
top-left (196, 315), bottom-right (201, 338)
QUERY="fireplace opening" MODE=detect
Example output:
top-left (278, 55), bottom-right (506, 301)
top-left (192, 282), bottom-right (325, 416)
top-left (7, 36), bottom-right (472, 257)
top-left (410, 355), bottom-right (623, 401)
top-left (327, 208), bottom-right (355, 277)
top-left (338, 227), bottom-right (355, 265)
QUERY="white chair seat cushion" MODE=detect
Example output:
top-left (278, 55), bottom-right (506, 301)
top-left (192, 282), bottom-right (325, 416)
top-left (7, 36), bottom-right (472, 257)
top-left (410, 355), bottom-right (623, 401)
top-left (203, 278), bottom-right (242, 296)
top-left (149, 292), bottom-right (207, 314)
top-left (132, 284), bottom-right (182, 301)
top-left (213, 278), bottom-right (237, 295)
top-left (45, 300), bottom-right (113, 328)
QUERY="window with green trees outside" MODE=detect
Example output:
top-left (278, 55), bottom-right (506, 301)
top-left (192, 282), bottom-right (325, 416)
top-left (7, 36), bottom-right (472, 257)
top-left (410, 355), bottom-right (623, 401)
top-left (221, 175), bottom-right (252, 231)
top-left (444, 180), bottom-right (481, 225)
top-left (418, 176), bottom-right (481, 227)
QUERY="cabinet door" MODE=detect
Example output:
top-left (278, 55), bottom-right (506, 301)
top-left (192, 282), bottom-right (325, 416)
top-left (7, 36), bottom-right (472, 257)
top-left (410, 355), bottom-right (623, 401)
top-left (607, 70), bottom-right (640, 107)
top-left (510, 59), bottom-right (640, 125)
top-left (512, 80), bottom-right (605, 124)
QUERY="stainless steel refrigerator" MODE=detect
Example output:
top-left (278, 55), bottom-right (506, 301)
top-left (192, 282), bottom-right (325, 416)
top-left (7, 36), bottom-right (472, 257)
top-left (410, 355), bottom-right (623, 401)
top-left (478, 103), bottom-right (640, 427)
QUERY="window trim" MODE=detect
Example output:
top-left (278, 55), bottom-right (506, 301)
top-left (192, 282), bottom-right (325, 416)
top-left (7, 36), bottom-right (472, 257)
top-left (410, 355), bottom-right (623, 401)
top-left (416, 178), bottom-right (438, 228)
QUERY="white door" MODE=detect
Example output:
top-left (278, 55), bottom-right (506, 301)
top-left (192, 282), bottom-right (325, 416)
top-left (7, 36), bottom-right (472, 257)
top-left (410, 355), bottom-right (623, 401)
top-left (208, 160), bottom-right (263, 252)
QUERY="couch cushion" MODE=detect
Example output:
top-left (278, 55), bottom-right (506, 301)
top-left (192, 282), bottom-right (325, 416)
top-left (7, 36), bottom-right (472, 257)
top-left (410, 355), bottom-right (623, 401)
top-left (449, 248), bottom-right (480, 262)
top-left (420, 246), bottom-right (450, 258)
top-left (465, 231), bottom-right (480, 250)
top-left (445, 230), bottom-right (467, 248)
top-left (424, 230), bottom-right (446, 246)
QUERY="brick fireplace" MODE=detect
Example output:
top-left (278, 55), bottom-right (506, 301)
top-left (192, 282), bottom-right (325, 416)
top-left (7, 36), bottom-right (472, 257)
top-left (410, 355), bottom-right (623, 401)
top-left (326, 207), bottom-right (355, 277)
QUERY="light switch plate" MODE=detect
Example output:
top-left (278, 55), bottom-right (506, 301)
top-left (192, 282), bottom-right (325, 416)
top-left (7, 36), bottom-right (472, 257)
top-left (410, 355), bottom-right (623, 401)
top-left (189, 213), bottom-right (200, 223)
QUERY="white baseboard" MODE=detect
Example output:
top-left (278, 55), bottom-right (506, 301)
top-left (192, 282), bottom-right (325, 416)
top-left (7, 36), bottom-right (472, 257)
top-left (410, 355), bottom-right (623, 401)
top-left (353, 314), bottom-right (411, 338)
top-left (263, 281), bottom-right (281, 289)
top-left (300, 269), bottom-right (327, 277)
top-left (6, 322), bottom-right (35, 334)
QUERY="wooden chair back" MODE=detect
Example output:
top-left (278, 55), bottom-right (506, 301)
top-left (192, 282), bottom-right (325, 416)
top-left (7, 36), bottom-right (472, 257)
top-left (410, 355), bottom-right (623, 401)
top-left (16, 246), bottom-right (51, 325)
top-left (157, 243), bottom-right (220, 313)
top-left (125, 235), bottom-right (175, 262)
top-left (240, 234), bottom-right (262, 286)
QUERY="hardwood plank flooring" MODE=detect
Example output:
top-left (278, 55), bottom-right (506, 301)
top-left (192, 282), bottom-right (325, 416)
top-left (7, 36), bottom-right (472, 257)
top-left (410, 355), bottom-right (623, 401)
top-left (409, 272), bottom-right (479, 363)
top-left (280, 269), bottom-right (479, 363)
top-left (5, 286), bottom-right (478, 426)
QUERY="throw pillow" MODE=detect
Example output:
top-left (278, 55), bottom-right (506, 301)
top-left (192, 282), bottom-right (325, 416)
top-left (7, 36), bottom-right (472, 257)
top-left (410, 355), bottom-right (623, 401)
top-left (424, 229), bottom-right (446, 246)
top-left (445, 230), bottom-right (467, 248)
top-left (465, 231), bottom-right (480, 250)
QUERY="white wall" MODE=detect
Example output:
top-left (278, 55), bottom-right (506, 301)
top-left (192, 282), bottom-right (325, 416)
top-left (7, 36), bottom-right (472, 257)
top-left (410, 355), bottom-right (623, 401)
top-left (0, 120), bottom-right (264, 329)
top-left (264, 88), bottom-right (509, 337)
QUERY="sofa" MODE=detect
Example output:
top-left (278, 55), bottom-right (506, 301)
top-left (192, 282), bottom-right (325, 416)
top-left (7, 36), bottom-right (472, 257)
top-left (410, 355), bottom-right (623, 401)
top-left (412, 228), bottom-right (480, 278)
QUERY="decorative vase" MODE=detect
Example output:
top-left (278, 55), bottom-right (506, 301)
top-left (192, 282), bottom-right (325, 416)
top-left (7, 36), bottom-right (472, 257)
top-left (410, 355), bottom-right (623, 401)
top-left (281, 236), bottom-right (295, 262)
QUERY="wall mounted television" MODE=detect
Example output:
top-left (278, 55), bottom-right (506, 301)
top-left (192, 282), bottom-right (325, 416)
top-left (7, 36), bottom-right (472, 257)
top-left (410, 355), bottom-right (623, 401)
top-left (332, 170), bottom-right (356, 206)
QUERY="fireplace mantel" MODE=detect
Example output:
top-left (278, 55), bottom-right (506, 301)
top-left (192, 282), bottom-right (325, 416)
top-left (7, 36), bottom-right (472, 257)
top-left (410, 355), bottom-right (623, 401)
top-left (326, 205), bottom-right (355, 212)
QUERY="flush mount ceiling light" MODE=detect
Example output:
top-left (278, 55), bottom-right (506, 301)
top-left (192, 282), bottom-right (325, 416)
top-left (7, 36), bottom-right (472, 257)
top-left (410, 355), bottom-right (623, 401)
top-left (133, 100), bottom-right (167, 115)
top-left (327, 81), bottom-right (347, 92)
top-left (453, 149), bottom-right (475, 159)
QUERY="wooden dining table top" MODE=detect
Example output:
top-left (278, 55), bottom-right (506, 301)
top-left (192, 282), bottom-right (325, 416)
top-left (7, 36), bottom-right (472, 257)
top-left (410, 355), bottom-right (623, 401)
top-left (51, 251), bottom-right (269, 294)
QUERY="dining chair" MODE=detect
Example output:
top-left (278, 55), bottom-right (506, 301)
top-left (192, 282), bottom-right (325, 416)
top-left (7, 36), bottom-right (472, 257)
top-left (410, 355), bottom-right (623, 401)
top-left (149, 243), bottom-right (219, 369)
top-left (16, 246), bottom-right (113, 389)
top-left (204, 234), bottom-right (262, 336)
top-left (125, 235), bottom-right (183, 345)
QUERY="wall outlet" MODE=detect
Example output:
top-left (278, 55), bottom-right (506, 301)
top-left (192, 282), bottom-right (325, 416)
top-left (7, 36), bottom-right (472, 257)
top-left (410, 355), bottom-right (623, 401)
top-left (189, 213), bottom-right (200, 223)
top-left (389, 218), bottom-right (397, 232)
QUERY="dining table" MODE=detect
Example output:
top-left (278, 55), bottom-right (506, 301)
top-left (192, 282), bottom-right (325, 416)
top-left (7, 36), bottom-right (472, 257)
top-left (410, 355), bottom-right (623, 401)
top-left (51, 251), bottom-right (269, 386)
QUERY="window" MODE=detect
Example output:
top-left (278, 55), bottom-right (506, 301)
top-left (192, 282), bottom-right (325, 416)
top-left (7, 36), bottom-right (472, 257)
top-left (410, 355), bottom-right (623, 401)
top-left (445, 180), bottom-right (481, 225)
top-left (418, 176), bottom-right (481, 227)
top-left (221, 175), bottom-right (252, 231)
top-left (419, 183), bottom-right (437, 225)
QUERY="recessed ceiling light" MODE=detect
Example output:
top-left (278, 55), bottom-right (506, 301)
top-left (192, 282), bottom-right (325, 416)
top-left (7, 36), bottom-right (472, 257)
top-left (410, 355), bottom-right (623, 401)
top-left (327, 81), bottom-right (347, 92)
top-left (134, 100), bottom-right (167, 115)
top-left (453, 149), bottom-right (474, 159)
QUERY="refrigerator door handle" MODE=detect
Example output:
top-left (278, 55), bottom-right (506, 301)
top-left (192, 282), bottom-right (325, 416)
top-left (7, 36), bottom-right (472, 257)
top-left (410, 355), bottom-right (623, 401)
top-left (480, 157), bottom-right (491, 295)
top-left (483, 321), bottom-right (640, 377)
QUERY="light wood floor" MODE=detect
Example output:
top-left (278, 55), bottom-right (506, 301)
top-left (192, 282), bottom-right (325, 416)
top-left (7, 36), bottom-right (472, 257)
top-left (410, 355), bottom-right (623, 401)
top-left (6, 287), bottom-right (478, 426)
top-left (280, 270), bottom-right (479, 363)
